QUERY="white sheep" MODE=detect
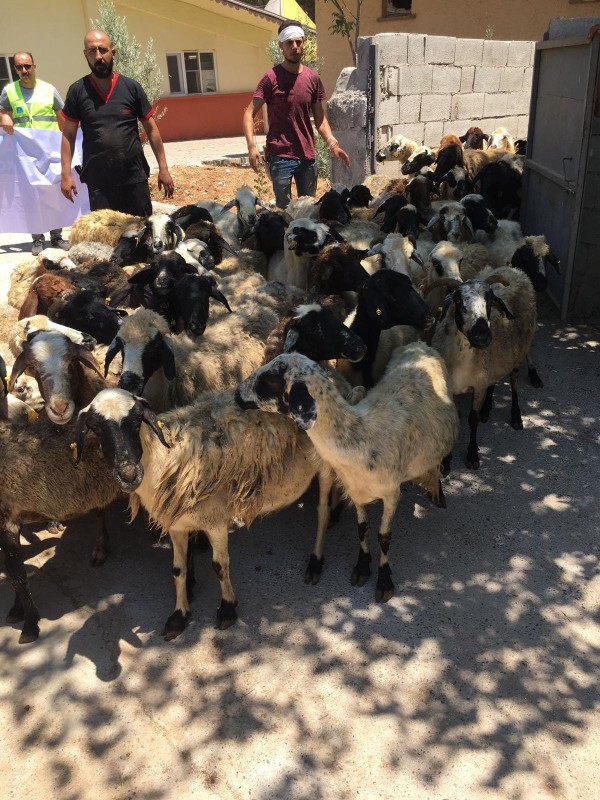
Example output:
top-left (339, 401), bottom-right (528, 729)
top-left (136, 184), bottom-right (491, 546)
top-left (487, 126), bottom-right (516, 152)
top-left (367, 233), bottom-right (425, 284)
top-left (69, 209), bottom-right (143, 247)
top-left (375, 133), bottom-right (420, 164)
top-left (236, 345), bottom-right (459, 601)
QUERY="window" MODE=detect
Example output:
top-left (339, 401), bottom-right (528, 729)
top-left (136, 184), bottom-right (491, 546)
top-left (382, 0), bottom-right (413, 16)
top-left (167, 52), bottom-right (217, 95)
top-left (0, 55), bottom-right (17, 91)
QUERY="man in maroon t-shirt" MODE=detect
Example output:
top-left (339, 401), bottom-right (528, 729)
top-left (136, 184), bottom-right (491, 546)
top-left (243, 21), bottom-right (350, 209)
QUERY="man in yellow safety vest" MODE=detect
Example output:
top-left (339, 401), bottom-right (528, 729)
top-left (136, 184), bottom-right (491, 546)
top-left (0, 51), bottom-right (70, 255)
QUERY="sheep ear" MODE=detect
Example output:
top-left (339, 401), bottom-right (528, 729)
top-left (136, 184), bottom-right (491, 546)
top-left (138, 398), bottom-right (170, 448)
top-left (315, 194), bottom-right (326, 205)
top-left (8, 350), bottom-right (29, 392)
top-left (127, 267), bottom-right (154, 286)
top-left (461, 216), bottom-right (476, 242)
top-left (104, 337), bottom-right (123, 377)
top-left (491, 293), bottom-right (515, 320)
top-left (283, 328), bottom-right (299, 353)
top-left (220, 199), bottom-right (237, 213)
top-left (162, 338), bottom-right (176, 380)
top-left (410, 250), bottom-right (424, 267)
top-left (209, 286), bottom-right (232, 312)
top-left (427, 215), bottom-right (443, 240)
top-left (288, 381), bottom-right (317, 431)
top-left (73, 409), bottom-right (90, 464)
top-left (76, 347), bottom-right (103, 377)
top-left (19, 289), bottom-right (40, 320)
top-left (459, 134), bottom-right (468, 143)
top-left (366, 243), bottom-right (383, 257)
top-left (482, 133), bottom-right (490, 142)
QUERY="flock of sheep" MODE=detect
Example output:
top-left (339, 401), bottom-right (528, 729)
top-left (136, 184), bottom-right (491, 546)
top-left (0, 122), bottom-right (556, 645)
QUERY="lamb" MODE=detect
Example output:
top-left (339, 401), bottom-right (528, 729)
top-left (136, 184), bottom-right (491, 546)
top-left (428, 201), bottom-right (475, 243)
top-left (401, 146), bottom-right (437, 175)
top-left (432, 134), bottom-right (465, 185)
top-left (460, 194), bottom-right (498, 236)
top-left (487, 126), bottom-right (516, 152)
top-left (367, 233), bottom-right (425, 283)
top-left (74, 387), bottom-right (336, 638)
top-left (208, 185), bottom-right (270, 246)
top-left (407, 173), bottom-right (439, 221)
top-left (0, 402), bottom-right (135, 641)
top-left (440, 167), bottom-right (474, 201)
top-left (375, 133), bottom-right (420, 163)
top-left (459, 127), bottom-right (490, 150)
top-left (431, 268), bottom-right (537, 469)
top-left (236, 345), bottom-right (459, 601)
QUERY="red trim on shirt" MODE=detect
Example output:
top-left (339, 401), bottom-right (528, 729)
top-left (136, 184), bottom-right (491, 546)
top-left (141, 106), bottom-right (155, 121)
top-left (89, 72), bottom-right (120, 102)
top-left (60, 111), bottom-right (80, 123)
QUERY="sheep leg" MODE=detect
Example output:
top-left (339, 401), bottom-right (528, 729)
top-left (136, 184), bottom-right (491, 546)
top-left (0, 517), bottom-right (41, 643)
top-left (162, 528), bottom-right (191, 641)
top-left (422, 468), bottom-right (446, 509)
top-left (328, 483), bottom-right (346, 528)
top-left (478, 384), bottom-right (496, 423)
top-left (205, 524), bottom-right (238, 630)
top-left (375, 492), bottom-right (401, 603)
top-left (305, 467), bottom-right (334, 585)
top-left (186, 535), bottom-right (197, 600)
top-left (90, 509), bottom-right (109, 567)
top-left (509, 367), bottom-right (524, 430)
top-left (527, 352), bottom-right (543, 388)
top-left (351, 505), bottom-right (372, 587)
top-left (465, 393), bottom-right (481, 470)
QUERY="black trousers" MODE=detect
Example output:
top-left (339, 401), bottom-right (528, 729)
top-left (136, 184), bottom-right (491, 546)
top-left (87, 180), bottom-right (153, 217)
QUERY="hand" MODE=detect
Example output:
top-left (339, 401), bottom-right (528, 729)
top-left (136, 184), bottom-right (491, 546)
top-left (61, 174), bottom-right (78, 203)
top-left (158, 168), bottom-right (174, 199)
top-left (0, 116), bottom-right (14, 135)
top-left (248, 144), bottom-right (263, 173)
top-left (332, 144), bottom-right (350, 167)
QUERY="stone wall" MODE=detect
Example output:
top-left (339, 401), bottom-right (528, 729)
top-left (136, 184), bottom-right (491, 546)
top-left (328, 32), bottom-right (536, 184)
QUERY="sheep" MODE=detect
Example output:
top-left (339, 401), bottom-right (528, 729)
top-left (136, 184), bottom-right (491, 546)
top-left (459, 127), bottom-right (490, 150)
top-left (18, 273), bottom-right (77, 319)
top-left (440, 167), bottom-right (474, 201)
top-left (236, 344), bottom-right (459, 600)
top-left (109, 212), bottom-right (184, 267)
top-left (67, 241), bottom-right (114, 265)
top-left (241, 211), bottom-right (286, 260)
top-left (346, 185), bottom-right (373, 208)
top-left (285, 195), bottom-right (320, 221)
top-left (462, 146), bottom-right (506, 177)
top-left (372, 194), bottom-right (407, 232)
top-left (124, 250), bottom-right (197, 316)
top-left (74, 387), bottom-right (336, 637)
top-left (0, 390), bottom-right (168, 642)
top-left (0, 354), bottom-right (37, 424)
top-left (167, 273), bottom-right (232, 337)
top-left (375, 133), bottom-right (420, 163)
top-left (8, 248), bottom-right (78, 310)
top-left (315, 189), bottom-right (351, 224)
top-left (460, 194), bottom-right (498, 237)
top-left (367, 233), bottom-right (425, 283)
top-left (48, 291), bottom-right (127, 345)
top-left (268, 219), bottom-right (342, 290)
top-left (514, 139), bottom-right (527, 155)
top-left (407, 173), bottom-right (439, 222)
top-left (487, 126), bottom-right (516, 152)
top-left (69, 209), bottom-right (144, 247)
top-left (428, 201), bottom-right (475, 243)
top-left (184, 219), bottom-right (238, 266)
top-left (174, 240), bottom-right (215, 272)
top-left (432, 134), bottom-right (465, 185)
top-left (337, 219), bottom-right (382, 252)
top-left (401, 146), bottom-right (437, 175)
top-left (170, 203), bottom-right (214, 229)
top-left (208, 185), bottom-right (270, 246)
top-left (308, 244), bottom-right (370, 297)
top-left (473, 157), bottom-right (522, 219)
top-left (431, 268), bottom-right (537, 469)
top-left (421, 241), bottom-right (464, 312)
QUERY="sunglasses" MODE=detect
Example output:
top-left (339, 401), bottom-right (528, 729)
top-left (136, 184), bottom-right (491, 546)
top-left (15, 64), bottom-right (34, 71)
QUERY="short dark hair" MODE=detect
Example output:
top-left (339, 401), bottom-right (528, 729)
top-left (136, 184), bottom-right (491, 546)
top-left (277, 21), bottom-right (304, 35)
top-left (13, 52), bottom-right (34, 63)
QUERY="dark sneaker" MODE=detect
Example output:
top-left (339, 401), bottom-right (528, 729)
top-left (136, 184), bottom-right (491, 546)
top-left (31, 238), bottom-right (45, 256)
top-left (50, 237), bottom-right (70, 251)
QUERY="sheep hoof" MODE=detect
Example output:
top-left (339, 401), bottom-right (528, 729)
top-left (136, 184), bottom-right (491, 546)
top-left (90, 550), bottom-right (108, 567)
top-left (528, 369), bottom-right (543, 389)
top-left (215, 599), bottom-right (238, 630)
top-left (162, 609), bottom-right (190, 640)
top-left (304, 554), bottom-right (324, 585)
top-left (510, 419), bottom-right (523, 431)
top-left (465, 453), bottom-right (480, 470)
top-left (440, 454), bottom-right (452, 477)
top-left (18, 619), bottom-right (41, 644)
top-left (351, 550), bottom-right (372, 586)
top-left (427, 484), bottom-right (446, 509)
top-left (375, 565), bottom-right (394, 603)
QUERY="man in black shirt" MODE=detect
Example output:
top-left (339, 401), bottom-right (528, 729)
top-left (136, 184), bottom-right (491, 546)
top-left (60, 29), bottom-right (174, 216)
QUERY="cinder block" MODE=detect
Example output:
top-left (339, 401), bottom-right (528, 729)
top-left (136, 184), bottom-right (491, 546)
top-left (357, 37), bottom-right (374, 72)
top-left (507, 40), bottom-right (533, 68)
top-left (399, 65), bottom-right (433, 94)
top-left (483, 93), bottom-right (508, 117)
top-left (376, 33), bottom-right (408, 66)
top-left (432, 65), bottom-right (462, 93)
top-left (425, 36), bottom-right (456, 65)
top-left (328, 89), bottom-right (367, 131)
top-left (424, 121), bottom-right (445, 147)
top-left (495, 115), bottom-right (519, 136)
top-left (454, 38), bottom-right (484, 67)
top-left (517, 115), bottom-right (530, 139)
top-left (499, 67), bottom-right (525, 92)
top-left (522, 66), bottom-right (534, 91)
top-left (528, 41), bottom-right (536, 65)
top-left (453, 92), bottom-right (485, 120)
top-left (447, 119), bottom-right (474, 136)
top-left (332, 129), bottom-right (369, 185)
top-left (506, 90), bottom-right (531, 116)
top-left (407, 34), bottom-right (425, 65)
top-left (473, 67), bottom-right (502, 93)
top-left (377, 95), bottom-right (401, 127)
top-left (394, 121), bottom-right (425, 144)
top-left (399, 94), bottom-right (422, 124)
top-left (482, 40), bottom-right (509, 67)
top-left (460, 66), bottom-right (475, 93)
top-left (420, 94), bottom-right (451, 122)
top-left (384, 66), bottom-right (399, 96)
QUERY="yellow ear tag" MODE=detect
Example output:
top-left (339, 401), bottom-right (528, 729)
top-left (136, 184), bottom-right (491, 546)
top-left (376, 308), bottom-right (382, 316)
top-left (157, 420), bottom-right (164, 429)
top-left (69, 442), bottom-right (77, 451)
top-left (105, 297), bottom-right (111, 304)
top-left (27, 408), bottom-right (38, 423)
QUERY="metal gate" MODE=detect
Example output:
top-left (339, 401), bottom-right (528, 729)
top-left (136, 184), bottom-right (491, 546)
top-left (522, 34), bottom-right (600, 319)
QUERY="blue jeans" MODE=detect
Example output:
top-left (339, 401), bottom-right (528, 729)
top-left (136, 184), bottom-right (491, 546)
top-left (268, 155), bottom-right (318, 210)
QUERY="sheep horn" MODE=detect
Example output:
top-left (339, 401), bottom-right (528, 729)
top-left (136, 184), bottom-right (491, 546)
top-left (546, 252), bottom-right (560, 272)
top-left (424, 277), bottom-right (462, 296)
top-left (283, 328), bottom-right (300, 353)
top-left (209, 286), bottom-right (232, 312)
top-left (410, 250), bottom-right (424, 267)
top-left (138, 399), bottom-right (170, 448)
top-left (73, 409), bottom-right (90, 465)
top-left (485, 274), bottom-right (510, 287)
top-left (8, 349), bottom-right (29, 393)
top-left (104, 337), bottom-right (123, 377)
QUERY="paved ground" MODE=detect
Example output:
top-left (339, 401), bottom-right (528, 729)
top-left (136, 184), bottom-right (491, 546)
top-left (1, 144), bottom-right (599, 797)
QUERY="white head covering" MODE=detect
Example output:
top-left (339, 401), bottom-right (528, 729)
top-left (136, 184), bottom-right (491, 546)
top-left (278, 25), bottom-right (305, 43)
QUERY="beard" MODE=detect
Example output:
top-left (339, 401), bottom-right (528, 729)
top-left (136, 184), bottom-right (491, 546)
top-left (90, 57), bottom-right (114, 78)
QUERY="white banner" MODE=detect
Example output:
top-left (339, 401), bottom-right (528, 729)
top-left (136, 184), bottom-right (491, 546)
top-left (0, 128), bottom-right (90, 233)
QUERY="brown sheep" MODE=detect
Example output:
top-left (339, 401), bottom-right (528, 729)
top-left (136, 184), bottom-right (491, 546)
top-left (433, 134), bottom-right (464, 185)
top-left (18, 273), bottom-right (78, 320)
top-left (459, 127), bottom-right (490, 150)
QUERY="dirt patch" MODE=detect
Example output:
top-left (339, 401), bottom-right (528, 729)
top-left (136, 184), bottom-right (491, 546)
top-left (150, 164), bottom-right (331, 206)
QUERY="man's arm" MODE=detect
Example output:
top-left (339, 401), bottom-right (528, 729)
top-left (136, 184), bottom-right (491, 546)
top-left (141, 116), bottom-right (174, 199)
top-left (243, 97), bottom-right (266, 173)
top-left (0, 90), bottom-right (14, 134)
top-left (60, 117), bottom-right (79, 202)
top-left (313, 101), bottom-right (350, 167)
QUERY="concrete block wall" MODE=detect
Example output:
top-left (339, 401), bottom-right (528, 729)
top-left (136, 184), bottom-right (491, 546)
top-left (328, 32), bottom-right (536, 184)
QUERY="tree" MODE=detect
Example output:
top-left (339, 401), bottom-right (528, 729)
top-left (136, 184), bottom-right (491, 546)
top-left (323, 0), bottom-right (363, 64)
top-left (91, 0), bottom-right (165, 117)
